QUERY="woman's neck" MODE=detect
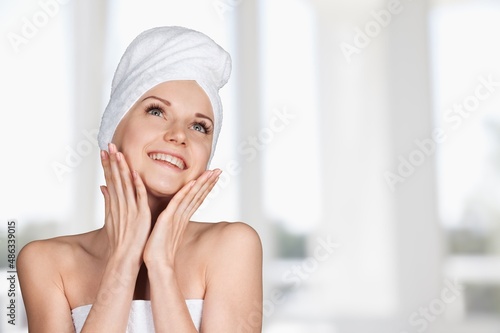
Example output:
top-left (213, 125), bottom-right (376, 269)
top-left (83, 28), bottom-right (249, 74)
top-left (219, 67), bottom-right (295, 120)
top-left (147, 192), bottom-right (172, 225)
top-left (94, 192), bottom-right (173, 261)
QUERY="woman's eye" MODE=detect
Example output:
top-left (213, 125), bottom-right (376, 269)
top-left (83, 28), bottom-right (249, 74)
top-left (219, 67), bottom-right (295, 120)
top-left (192, 123), bottom-right (206, 133)
top-left (147, 108), bottom-right (163, 117)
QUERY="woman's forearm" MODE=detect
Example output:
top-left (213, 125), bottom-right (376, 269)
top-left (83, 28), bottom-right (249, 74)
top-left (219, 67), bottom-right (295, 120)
top-left (148, 263), bottom-right (199, 333)
top-left (81, 255), bottom-right (140, 332)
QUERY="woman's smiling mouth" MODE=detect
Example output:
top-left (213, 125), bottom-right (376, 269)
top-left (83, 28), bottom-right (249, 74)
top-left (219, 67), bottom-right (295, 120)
top-left (148, 152), bottom-right (186, 170)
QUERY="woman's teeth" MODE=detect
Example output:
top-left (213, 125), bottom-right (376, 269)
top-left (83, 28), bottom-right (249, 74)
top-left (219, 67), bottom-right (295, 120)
top-left (149, 153), bottom-right (186, 169)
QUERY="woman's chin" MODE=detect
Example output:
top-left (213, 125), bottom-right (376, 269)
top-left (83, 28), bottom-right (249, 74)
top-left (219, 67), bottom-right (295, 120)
top-left (142, 177), bottom-right (185, 199)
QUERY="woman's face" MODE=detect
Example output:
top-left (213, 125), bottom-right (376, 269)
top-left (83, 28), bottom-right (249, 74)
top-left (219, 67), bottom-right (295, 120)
top-left (111, 80), bottom-right (214, 197)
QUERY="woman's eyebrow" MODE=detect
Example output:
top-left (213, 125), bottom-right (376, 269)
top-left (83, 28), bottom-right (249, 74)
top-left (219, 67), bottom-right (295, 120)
top-left (142, 95), bottom-right (171, 106)
top-left (195, 113), bottom-right (213, 125)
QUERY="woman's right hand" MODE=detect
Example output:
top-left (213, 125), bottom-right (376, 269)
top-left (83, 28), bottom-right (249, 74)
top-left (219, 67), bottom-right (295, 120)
top-left (100, 143), bottom-right (151, 266)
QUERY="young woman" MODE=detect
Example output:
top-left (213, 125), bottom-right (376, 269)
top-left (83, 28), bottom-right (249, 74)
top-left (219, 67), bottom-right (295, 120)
top-left (17, 26), bottom-right (263, 332)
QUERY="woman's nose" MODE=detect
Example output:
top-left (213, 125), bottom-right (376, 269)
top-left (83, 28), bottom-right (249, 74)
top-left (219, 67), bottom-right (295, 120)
top-left (163, 123), bottom-right (187, 145)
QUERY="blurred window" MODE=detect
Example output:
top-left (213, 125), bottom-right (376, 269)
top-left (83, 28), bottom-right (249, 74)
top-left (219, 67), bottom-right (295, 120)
top-left (260, 0), bottom-right (321, 246)
top-left (430, 0), bottom-right (500, 319)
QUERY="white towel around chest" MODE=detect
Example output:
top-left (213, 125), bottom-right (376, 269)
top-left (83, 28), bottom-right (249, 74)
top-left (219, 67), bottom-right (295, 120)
top-left (71, 299), bottom-right (203, 332)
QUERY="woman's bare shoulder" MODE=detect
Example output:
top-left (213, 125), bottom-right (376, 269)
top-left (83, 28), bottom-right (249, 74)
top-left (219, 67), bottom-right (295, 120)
top-left (190, 220), bottom-right (259, 238)
top-left (17, 229), bottom-right (100, 268)
top-left (189, 221), bottom-right (262, 256)
top-left (191, 222), bottom-right (262, 309)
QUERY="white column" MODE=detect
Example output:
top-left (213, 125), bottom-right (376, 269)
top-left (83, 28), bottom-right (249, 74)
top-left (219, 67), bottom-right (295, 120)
top-left (385, 0), bottom-right (444, 319)
top-left (233, 0), bottom-right (276, 312)
top-left (66, 0), bottom-right (108, 234)
top-left (304, 0), bottom-right (444, 331)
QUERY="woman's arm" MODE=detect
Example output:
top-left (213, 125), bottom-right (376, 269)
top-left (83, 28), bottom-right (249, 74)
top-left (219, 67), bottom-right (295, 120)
top-left (148, 265), bottom-right (199, 332)
top-left (18, 240), bottom-right (77, 333)
top-left (18, 240), bottom-right (141, 333)
top-left (81, 145), bottom-right (151, 332)
top-left (78, 255), bottom-right (139, 332)
top-left (18, 146), bottom-right (148, 332)
top-left (146, 221), bottom-right (263, 333)
top-left (144, 169), bottom-right (222, 332)
top-left (201, 222), bottom-right (263, 332)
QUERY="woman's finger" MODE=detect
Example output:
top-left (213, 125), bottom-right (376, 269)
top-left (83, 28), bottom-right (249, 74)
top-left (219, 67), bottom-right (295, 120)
top-left (100, 185), bottom-right (110, 218)
top-left (101, 149), bottom-right (120, 222)
top-left (132, 170), bottom-right (149, 212)
top-left (108, 143), bottom-right (127, 212)
top-left (170, 169), bottom-right (221, 222)
top-left (170, 170), bottom-right (212, 209)
top-left (181, 169), bottom-right (221, 219)
top-left (116, 151), bottom-right (137, 209)
top-left (100, 149), bottom-right (116, 198)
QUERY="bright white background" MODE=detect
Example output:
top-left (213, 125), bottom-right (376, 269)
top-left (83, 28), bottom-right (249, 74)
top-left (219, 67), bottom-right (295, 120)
top-left (1, 0), bottom-right (500, 332)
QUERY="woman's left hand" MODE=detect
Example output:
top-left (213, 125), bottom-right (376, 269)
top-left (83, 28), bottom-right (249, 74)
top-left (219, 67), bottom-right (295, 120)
top-left (143, 169), bottom-right (222, 268)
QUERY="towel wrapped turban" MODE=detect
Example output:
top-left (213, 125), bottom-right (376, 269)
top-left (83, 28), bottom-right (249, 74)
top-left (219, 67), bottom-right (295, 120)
top-left (97, 26), bottom-right (232, 162)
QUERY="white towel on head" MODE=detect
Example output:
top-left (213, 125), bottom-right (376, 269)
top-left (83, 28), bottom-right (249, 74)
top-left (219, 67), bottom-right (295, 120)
top-left (97, 26), bottom-right (232, 162)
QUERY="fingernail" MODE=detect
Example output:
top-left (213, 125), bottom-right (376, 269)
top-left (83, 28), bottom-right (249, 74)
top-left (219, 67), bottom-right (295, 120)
top-left (116, 152), bottom-right (122, 162)
top-left (100, 150), bottom-right (106, 159)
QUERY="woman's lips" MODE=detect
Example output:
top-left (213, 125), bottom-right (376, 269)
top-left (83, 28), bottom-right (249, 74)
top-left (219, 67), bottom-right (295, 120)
top-left (148, 152), bottom-right (186, 170)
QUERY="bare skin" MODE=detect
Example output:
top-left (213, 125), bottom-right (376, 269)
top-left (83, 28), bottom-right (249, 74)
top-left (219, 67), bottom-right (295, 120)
top-left (17, 81), bottom-right (263, 332)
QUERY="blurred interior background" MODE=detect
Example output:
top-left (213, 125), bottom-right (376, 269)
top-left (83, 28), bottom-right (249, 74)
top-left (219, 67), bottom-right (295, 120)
top-left (1, 0), bottom-right (500, 332)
